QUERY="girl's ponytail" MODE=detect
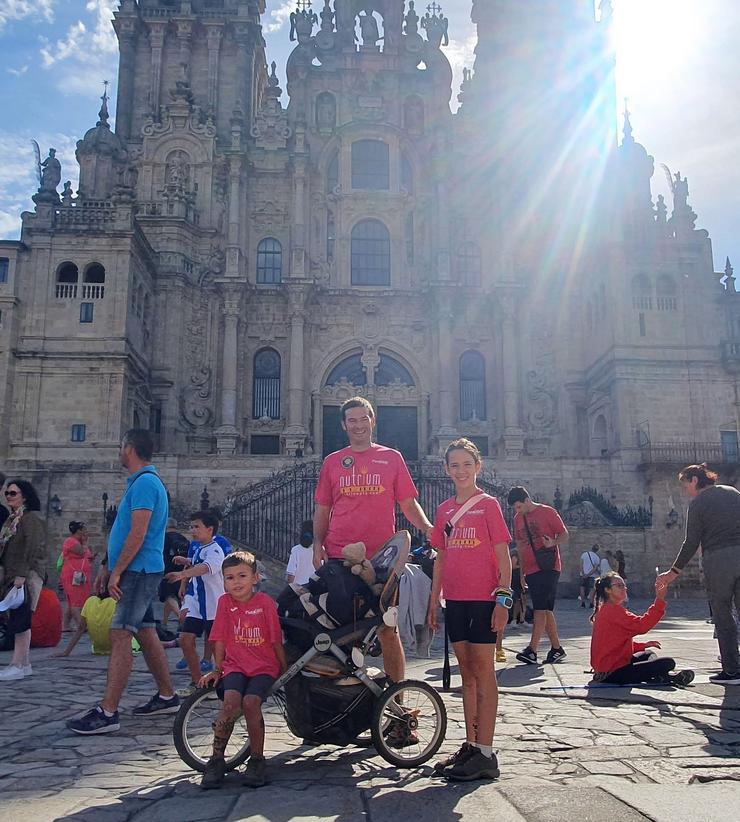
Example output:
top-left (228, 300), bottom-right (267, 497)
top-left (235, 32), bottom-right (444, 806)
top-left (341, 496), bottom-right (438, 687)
top-left (590, 571), bottom-right (619, 623)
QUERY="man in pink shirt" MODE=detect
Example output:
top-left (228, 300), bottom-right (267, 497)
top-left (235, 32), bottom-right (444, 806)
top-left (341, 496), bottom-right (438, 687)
top-left (313, 397), bottom-right (433, 683)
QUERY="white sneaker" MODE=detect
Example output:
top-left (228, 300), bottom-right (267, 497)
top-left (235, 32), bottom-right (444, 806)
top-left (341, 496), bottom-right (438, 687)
top-left (22, 664), bottom-right (32, 676)
top-left (0, 665), bottom-right (26, 681)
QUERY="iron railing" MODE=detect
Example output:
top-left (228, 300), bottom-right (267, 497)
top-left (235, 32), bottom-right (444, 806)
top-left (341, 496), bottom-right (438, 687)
top-left (221, 459), bottom-right (515, 564)
top-left (640, 442), bottom-right (738, 466)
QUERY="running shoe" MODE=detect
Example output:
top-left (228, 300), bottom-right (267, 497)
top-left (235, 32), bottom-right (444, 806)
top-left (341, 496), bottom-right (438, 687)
top-left (132, 692), bottom-right (181, 715)
top-left (67, 706), bottom-right (120, 735)
top-left (669, 670), bottom-right (695, 687)
top-left (709, 671), bottom-right (740, 685)
top-left (515, 647), bottom-right (538, 665)
top-left (432, 742), bottom-right (475, 775)
top-left (545, 647), bottom-right (567, 664)
top-left (496, 649), bottom-right (507, 663)
top-left (445, 749), bottom-right (500, 781)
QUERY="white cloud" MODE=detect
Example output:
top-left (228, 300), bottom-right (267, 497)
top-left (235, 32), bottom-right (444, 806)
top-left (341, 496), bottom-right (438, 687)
top-left (264, 1), bottom-right (294, 34)
top-left (0, 0), bottom-right (54, 31)
top-left (0, 131), bottom-right (78, 239)
top-left (40, 20), bottom-right (87, 67)
top-left (7, 64), bottom-right (28, 75)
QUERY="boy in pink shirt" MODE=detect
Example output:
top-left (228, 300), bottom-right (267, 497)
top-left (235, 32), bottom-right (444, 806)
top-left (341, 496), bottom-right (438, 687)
top-left (199, 551), bottom-right (287, 790)
top-left (312, 397), bottom-right (433, 690)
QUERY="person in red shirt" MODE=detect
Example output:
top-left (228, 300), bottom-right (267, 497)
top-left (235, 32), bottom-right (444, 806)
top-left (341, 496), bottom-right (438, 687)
top-left (313, 397), bottom-right (433, 686)
top-left (508, 486), bottom-right (569, 666)
top-left (428, 438), bottom-right (512, 782)
top-left (590, 571), bottom-right (694, 686)
top-left (198, 551), bottom-right (287, 790)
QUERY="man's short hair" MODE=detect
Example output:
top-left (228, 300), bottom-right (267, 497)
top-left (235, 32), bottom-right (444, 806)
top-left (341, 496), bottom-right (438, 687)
top-left (222, 550), bottom-right (258, 573)
top-left (340, 396), bottom-right (375, 423)
top-left (121, 428), bottom-right (154, 461)
top-left (190, 510), bottom-right (219, 532)
top-left (507, 486), bottom-right (530, 507)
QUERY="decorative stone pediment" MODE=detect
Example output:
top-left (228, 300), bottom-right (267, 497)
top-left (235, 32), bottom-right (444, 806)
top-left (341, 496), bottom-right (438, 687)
top-left (562, 501), bottom-right (611, 528)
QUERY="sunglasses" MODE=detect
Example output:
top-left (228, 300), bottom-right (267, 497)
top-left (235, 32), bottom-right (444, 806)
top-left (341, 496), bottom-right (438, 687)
top-left (4, 490), bottom-right (19, 498)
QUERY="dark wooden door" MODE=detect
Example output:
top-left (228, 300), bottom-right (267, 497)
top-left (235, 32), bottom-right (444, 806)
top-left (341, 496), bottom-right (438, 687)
top-left (376, 406), bottom-right (418, 461)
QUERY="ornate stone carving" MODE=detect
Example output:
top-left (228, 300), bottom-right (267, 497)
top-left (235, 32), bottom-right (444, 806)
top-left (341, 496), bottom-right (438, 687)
top-left (251, 62), bottom-right (292, 150)
top-left (180, 366), bottom-right (214, 429)
top-left (561, 500), bottom-right (611, 528)
top-left (526, 370), bottom-right (558, 432)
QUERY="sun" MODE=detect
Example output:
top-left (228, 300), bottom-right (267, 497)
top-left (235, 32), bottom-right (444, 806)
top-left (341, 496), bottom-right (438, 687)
top-left (611, 0), bottom-right (707, 107)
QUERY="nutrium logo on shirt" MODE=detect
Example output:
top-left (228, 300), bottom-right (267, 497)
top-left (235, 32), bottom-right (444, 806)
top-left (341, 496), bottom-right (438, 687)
top-left (339, 466), bottom-right (385, 496)
top-left (448, 526), bottom-right (482, 548)
top-left (234, 617), bottom-right (267, 647)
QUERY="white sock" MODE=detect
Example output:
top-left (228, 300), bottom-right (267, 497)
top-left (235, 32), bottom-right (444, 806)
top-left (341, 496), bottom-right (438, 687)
top-left (100, 706), bottom-right (116, 718)
top-left (475, 743), bottom-right (493, 758)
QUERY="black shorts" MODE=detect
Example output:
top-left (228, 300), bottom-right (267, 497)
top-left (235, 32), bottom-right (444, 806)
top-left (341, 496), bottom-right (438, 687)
top-left (525, 570), bottom-right (560, 611)
top-left (445, 600), bottom-right (497, 645)
top-left (5, 591), bottom-right (32, 635)
top-left (216, 672), bottom-right (275, 702)
top-left (159, 580), bottom-right (181, 603)
top-left (580, 576), bottom-right (596, 596)
top-left (181, 617), bottom-right (213, 638)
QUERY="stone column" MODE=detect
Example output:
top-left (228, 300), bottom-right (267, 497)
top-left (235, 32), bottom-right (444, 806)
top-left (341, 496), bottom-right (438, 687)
top-left (113, 18), bottom-right (137, 140)
top-left (205, 24), bottom-right (224, 114)
top-left (147, 21), bottom-right (166, 117)
top-left (499, 291), bottom-right (525, 459)
top-left (215, 290), bottom-right (241, 455)
top-left (283, 288), bottom-right (308, 455)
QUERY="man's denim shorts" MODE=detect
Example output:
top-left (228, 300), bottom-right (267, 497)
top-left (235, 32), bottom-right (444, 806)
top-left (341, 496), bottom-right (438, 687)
top-left (110, 570), bottom-right (163, 633)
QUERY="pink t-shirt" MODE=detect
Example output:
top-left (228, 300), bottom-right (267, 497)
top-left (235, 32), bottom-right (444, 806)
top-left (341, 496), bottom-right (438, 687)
top-left (315, 444), bottom-right (418, 559)
top-left (431, 494), bottom-right (512, 601)
top-left (512, 504), bottom-right (566, 577)
top-left (209, 592), bottom-right (282, 679)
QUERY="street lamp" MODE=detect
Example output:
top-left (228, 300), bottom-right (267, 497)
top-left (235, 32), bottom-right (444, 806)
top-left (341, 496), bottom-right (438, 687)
top-left (50, 494), bottom-right (62, 516)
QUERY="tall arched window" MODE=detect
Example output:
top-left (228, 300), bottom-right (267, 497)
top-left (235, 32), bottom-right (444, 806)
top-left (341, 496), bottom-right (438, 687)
top-left (460, 351), bottom-right (486, 421)
top-left (84, 263), bottom-right (106, 283)
top-left (57, 262), bottom-right (79, 283)
top-left (351, 140), bottom-right (390, 190)
top-left (458, 243), bottom-right (482, 287)
top-left (656, 274), bottom-right (677, 311)
top-left (252, 348), bottom-right (281, 419)
top-left (257, 238), bottom-right (282, 284)
top-left (351, 219), bottom-right (391, 285)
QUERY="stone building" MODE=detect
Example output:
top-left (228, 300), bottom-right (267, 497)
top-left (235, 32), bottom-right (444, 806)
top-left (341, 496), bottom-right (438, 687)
top-left (1, 1), bottom-right (738, 590)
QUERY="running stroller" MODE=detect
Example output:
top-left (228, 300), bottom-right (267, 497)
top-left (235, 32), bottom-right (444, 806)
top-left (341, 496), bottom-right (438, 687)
top-left (172, 531), bottom-right (447, 771)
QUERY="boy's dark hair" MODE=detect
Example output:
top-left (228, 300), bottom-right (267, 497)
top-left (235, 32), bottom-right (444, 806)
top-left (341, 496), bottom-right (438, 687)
top-left (121, 428), bottom-right (154, 461)
top-left (7, 479), bottom-right (41, 511)
top-left (223, 550), bottom-right (258, 573)
top-left (507, 486), bottom-right (530, 507)
top-left (340, 396), bottom-right (375, 423)
top-left (299, 519), bottom-right (313, 548)
top-left (208, 506), bottom-right (223, 525)
top-left (190, 510), bottom-right (219, 532)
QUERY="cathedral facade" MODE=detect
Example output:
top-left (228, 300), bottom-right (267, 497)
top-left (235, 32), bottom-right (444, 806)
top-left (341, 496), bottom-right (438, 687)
top-left (1, 1), bottom-right (738, 588)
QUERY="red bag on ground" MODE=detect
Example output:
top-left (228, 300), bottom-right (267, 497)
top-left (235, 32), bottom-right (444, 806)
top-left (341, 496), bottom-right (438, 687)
top-left (31, 587), bottom-right (63, 648)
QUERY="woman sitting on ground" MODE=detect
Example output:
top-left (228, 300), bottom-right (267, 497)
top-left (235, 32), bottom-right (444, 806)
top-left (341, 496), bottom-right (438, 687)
top-left (589, 571), bottom-right (694, 687)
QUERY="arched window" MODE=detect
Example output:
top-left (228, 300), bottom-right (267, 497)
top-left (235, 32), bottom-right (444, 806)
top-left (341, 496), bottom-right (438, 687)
top-left (327, 151), bottom-right (339, 192)
top-left (351, 219), bottom-right (391, 286)
top-left (351, 140), bottom-right (390, 190)
top-left (376, 354), bottom-right (414, 386)
top-left (84, 263), bottom-right (106, 283)
top-left (656, 274), bottom-right (677, 311)
top-left (459, 351), bottom-right (486, 421)
top-left (252, 348), bottom-right (281, 419)
top-left (326, 354), bottom-right (367, 387)
top-left (57, 262), bottom-right (79, 283)
top-left (631, 274), bottom-right (652, 310)
top-left (458, 243), bottom-right (482, 287)
top-left (257, 238), bottom-right (282, 284)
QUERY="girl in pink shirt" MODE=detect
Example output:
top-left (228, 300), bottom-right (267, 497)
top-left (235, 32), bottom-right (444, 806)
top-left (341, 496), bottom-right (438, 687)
top-left (427, 438), bottom-right (512, 782)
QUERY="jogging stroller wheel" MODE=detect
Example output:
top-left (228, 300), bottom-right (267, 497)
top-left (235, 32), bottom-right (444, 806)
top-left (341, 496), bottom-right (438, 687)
top-left (370, 679), bottom-right (446, 768)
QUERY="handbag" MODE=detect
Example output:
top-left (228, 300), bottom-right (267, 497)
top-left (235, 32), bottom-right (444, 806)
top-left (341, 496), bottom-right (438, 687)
top-left (522, 514), bottom-right (557, 572)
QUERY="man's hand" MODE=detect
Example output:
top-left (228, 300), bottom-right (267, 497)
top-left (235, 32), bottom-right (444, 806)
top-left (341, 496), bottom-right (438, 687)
top-left (198, 671), bottom-right (219, 689)
top-left (542, 535), bottom-right (557, 548)
top-left (656, 570), bottom-right (678, 592)
top-left (108, 571), bottom-right (123, 602)
top-left (94, 568), bottom-right (110, 596)
top-left (492, 603), bottom-right (508, 633)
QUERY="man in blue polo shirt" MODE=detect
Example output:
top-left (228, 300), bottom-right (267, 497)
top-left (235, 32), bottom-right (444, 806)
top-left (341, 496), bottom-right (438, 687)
top-left (68, 429), bottom-right (179, 735)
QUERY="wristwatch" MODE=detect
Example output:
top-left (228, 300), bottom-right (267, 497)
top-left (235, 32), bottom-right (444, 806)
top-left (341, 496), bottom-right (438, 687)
top-left (495, 593), bottom-right (513, 610)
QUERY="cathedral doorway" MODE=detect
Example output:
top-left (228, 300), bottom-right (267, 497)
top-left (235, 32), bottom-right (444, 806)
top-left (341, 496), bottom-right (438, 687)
top-left (317, 351), bottom-right (422, 460)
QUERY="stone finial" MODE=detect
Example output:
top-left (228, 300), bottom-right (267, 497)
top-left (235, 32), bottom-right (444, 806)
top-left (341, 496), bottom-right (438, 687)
top-left (320, 0), bottom-right (333, 32)
top-left (266, 61), bottom-right (282, 99)
top-left (421, 3), bottom-right (449, 49)
top-left (97, 80), bottom-right (110, 128)
top-left (725, 257), bottom-right (736, 294)
top-left (404, 0), bottom-right (419, 36)
top-left (290, 1), bottom-right (318, 44)
top-left (622, 100), bottom-right (633, 144)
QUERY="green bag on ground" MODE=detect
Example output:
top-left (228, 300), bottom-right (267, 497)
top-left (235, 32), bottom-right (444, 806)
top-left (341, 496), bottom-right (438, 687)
top-left (56, 553), bottom-right (64, 573)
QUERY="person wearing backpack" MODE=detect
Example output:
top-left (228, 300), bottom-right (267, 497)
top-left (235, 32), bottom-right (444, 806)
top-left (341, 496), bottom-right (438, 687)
top-left (579, 544), bottom-right (601, 608)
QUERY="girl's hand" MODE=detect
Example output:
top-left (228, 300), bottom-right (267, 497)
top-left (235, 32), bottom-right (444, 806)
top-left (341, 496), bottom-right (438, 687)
top-left (426, 605), bottom-right (439, 632)
top-left (198, 671), bottom-right (219, 689)
top-left (644, 640), bottom-right (661, 649)
top-left (172, 556), bottom-right (190, 567)
top-left (655, 578), bottom-right (667, 600)
top-left (165, 571), bottom-right (183, 583)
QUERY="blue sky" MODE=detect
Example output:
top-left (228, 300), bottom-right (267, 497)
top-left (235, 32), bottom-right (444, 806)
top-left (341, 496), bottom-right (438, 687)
top-left (0, 1), bottom-right (737, 271)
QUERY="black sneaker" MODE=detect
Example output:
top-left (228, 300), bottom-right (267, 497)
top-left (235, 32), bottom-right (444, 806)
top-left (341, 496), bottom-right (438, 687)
top-left (432, 742), bottom-right (475, 775)
top-left (67, 706), bottom-right (120, 735)
top-left (243, 755), bottom-right (266, 788)
top-left (445, 749), bottom-right (500, 782)
top-left (709, 671), bottom-right (740, 685)
top-left (545, 647), bottom-right (567, 664)
top-left (515, 647), bottom-right (538, 665)
top-left (132, 692), bottom-right (181, 715)
top-left (201, 756), bottom-right (226, 790)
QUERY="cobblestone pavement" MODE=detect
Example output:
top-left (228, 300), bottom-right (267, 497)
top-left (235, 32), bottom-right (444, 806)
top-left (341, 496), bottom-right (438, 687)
top-left (1, 598), bottom-right (738, 821)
